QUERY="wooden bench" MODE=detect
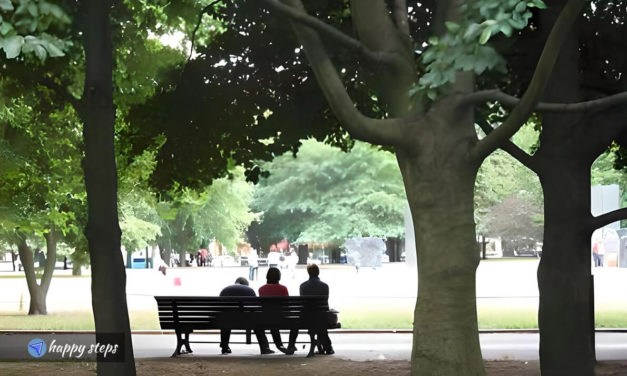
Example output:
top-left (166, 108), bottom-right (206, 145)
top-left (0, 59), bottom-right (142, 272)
top-left (155, 295), bottom-right (337, 357)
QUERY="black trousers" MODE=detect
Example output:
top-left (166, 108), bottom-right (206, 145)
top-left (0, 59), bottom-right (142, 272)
top-left (220, 329), bottom-right (270, 351)
top-left (288, 328), bottom-right (332, 350)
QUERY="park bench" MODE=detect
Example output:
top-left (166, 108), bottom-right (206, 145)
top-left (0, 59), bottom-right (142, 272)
top-left (155, 295), bottom-right (339, 357)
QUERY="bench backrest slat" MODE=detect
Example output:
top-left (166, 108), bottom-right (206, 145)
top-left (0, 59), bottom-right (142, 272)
top-left (155, 296), bottom-right (329, 331)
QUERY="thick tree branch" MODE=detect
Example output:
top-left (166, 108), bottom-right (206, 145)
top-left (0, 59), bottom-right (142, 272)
top-left (590, 208), bottom-right (627, 230)
top-left (392, 0), bottom-right (410, 36)
top-left (188, 0), bottom-right (223, 61)
top-left (261, 0), bottom-right (404, 68)
top-left (475, 116), bottom-right (539, 172)
top-left (272, 0), bottom-right (411, 147)
top-left (463, 89), bottom-right (627, 114)
top-left (471, 0), bottom-right (586, 161)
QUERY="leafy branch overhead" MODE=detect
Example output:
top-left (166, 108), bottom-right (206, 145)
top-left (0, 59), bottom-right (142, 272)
top-left (415, 0), bottom-right (546, 100)
top-left (0, 0), bottom-right (71, 60)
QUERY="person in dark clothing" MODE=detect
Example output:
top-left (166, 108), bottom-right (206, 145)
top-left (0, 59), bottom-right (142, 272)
top-left (219, 277), bottom-right (274, 355)
top-left (258, 267), bottom-right (290, 354)
top-left (286, 264), bottom-right (334, 355)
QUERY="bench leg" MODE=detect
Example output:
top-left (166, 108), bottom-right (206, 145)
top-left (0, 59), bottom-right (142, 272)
top-left (184, 331), bottom-right (193, 353)
top-left (172, 330), bottom-right (184, 357)
top-left (172, 330), bottom-right (193, 357)
top-left (306, 332), bottom-right (316, 358)
top-left (246, 329), bottom-right (252, 345)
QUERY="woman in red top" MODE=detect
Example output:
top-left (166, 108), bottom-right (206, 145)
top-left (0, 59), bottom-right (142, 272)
top-left (259, 267), bottom-right (290, 353)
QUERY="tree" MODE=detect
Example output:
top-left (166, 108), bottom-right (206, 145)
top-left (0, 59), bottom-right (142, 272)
top-left (252, 139), bottom-right (406, 244)
top-left (156, 168), bottom-right (255, 264)
top-left (127, 1), bottom-right (604, 373)
top-left (474, 2), bottom-right (627, 373)
top-left (0, 94), bottom-right (84, 314)
top-left (120, 1), bottom-right (624, 373)
top-left (255, 1), bottom-right (591, 374)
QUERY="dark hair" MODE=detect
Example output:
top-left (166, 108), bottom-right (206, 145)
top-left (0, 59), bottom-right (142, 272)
top-left (266, 267), bottom-right (281, 284)
top-left (235, 277), bottom-right (249, 286)
top-left (307, 263), bottom-right (319, 277)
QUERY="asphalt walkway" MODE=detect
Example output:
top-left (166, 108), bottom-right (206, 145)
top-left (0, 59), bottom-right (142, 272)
top-left (3, 331), bottom-right (625, 362)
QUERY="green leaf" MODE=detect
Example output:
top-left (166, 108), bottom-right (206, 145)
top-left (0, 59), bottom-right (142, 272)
top-left (0, 21), bottom-right (13, 36)
top-left (445, 22), bottom-right (460, 33)
top-left (479, 28), bottom-right (492, 44)
top-left (2, 35), bottom-right (24, 59)
top-left (500, 23), bottom-right (513, 37)
top-left (42, 39), bottom-right (64, 57)
top-left (0, 0), bottom-right (13, 11)
top-left (27, 2), bottom-right (38, 17)
top-left (515, 1), bottom-right (527, 13)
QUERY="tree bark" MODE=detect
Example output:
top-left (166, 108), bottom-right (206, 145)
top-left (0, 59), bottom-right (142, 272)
top-left (397, 145), bottom-right (484, 376)
top-left (16, 231), bottom-right (57, 315)
top-left (393, 97), bottom-right (484, 375)
top-left (537, 158), bottom-right (595, 376)
top-left (72, 260), bottom-right (82, 276)
top-left (77, 0), bottom-right (136, 374)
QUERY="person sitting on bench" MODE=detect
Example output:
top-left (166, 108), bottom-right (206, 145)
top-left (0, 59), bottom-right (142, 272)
top-left (219, 277), bottom-right (274, 355)
top-left (258, 267), bottom-right (291, 354)
top-left (286, 264), bottom-right (335, 355)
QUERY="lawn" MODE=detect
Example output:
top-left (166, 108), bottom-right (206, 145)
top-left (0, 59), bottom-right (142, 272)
top-left (2, 307), bottom-right (627, 330)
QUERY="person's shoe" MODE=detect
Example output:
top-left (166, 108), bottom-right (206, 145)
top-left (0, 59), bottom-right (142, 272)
top-left (221, 347), bottom-right (232, 355)
top-left (277, 346), bottom-right (289, 354)
top-left (285, 345), bottom-right (296, 355)
top-left (260, 348), bottom-right (275, 355)
top-left (324, 348), bottom-right (335, 355)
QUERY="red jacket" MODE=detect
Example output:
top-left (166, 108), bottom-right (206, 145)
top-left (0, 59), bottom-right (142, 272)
top-left (259, 283), bottom-right (289, 296)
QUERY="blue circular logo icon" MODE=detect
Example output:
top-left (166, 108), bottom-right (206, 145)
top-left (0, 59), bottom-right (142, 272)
top-left (27, 338), bottom-right (47, 358)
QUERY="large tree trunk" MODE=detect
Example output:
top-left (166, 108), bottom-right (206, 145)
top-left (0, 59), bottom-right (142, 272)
top-left (533, 6), bottom-right (596, 373)
top-left (72, 261), bottom-right (82, 276)
top-left (537, 158), bottom-right (595, 375)
top-left (396, 106), bottom-right (484, 375)
top-left (78, 0), bottom-right (136, 374)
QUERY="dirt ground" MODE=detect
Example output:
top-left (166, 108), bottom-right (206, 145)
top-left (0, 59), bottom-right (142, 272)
top-left (2, 358), bottom-right (627, 375)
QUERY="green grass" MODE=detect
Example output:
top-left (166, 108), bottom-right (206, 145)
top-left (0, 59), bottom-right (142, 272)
top-left (1, 308), bottom-right (626, 331)
top-left (0, 310), bottom-right (159, 330)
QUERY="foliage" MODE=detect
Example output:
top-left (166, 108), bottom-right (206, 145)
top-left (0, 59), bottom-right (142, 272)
top-left (415, 0), bottom-right (546, 100)
top-left (157, 168), bottom-right (255, 254)
top-left (0, 0), bottom-right (72, 60)
top-left (475, 122), bottom-right (543, 236)
top-left (125, 0), bottom-right (395, 190)
top-left (252, 140), bottom-right (407, 244)
top-left (0, 93), bottom-right (84, 244)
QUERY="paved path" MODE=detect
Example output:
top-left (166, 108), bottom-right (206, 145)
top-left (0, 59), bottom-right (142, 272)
top-left (2, 331), bottom-right (626, 361)
top-left (131, 331), bottom-right (627, 361)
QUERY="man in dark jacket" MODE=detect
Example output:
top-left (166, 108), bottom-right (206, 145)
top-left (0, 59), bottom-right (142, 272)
top-left (286, 264), bottom-right (334, 355)
top-left (219, 277), bottom-right (274, 355)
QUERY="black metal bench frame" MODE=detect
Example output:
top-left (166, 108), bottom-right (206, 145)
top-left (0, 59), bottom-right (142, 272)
top-left (155, 295), bottom-right (333, 357)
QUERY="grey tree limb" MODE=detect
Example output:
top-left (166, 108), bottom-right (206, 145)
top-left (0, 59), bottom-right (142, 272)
top-left (273, 0), bottom-right (412, 147)
top-left (471, 0), bottom-right (587, 161)
top-left (463, 89), bottom-right (627, 114)
top-left (261, 0), bottom-right (406, 68)
top-left (590, 208), bottom-right (627, 231)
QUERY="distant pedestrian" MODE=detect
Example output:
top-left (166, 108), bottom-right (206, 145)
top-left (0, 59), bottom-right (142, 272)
top-left (249, 249), bottom-right (259, 281)
top-left (288, 250), bottom-right (298, 279)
